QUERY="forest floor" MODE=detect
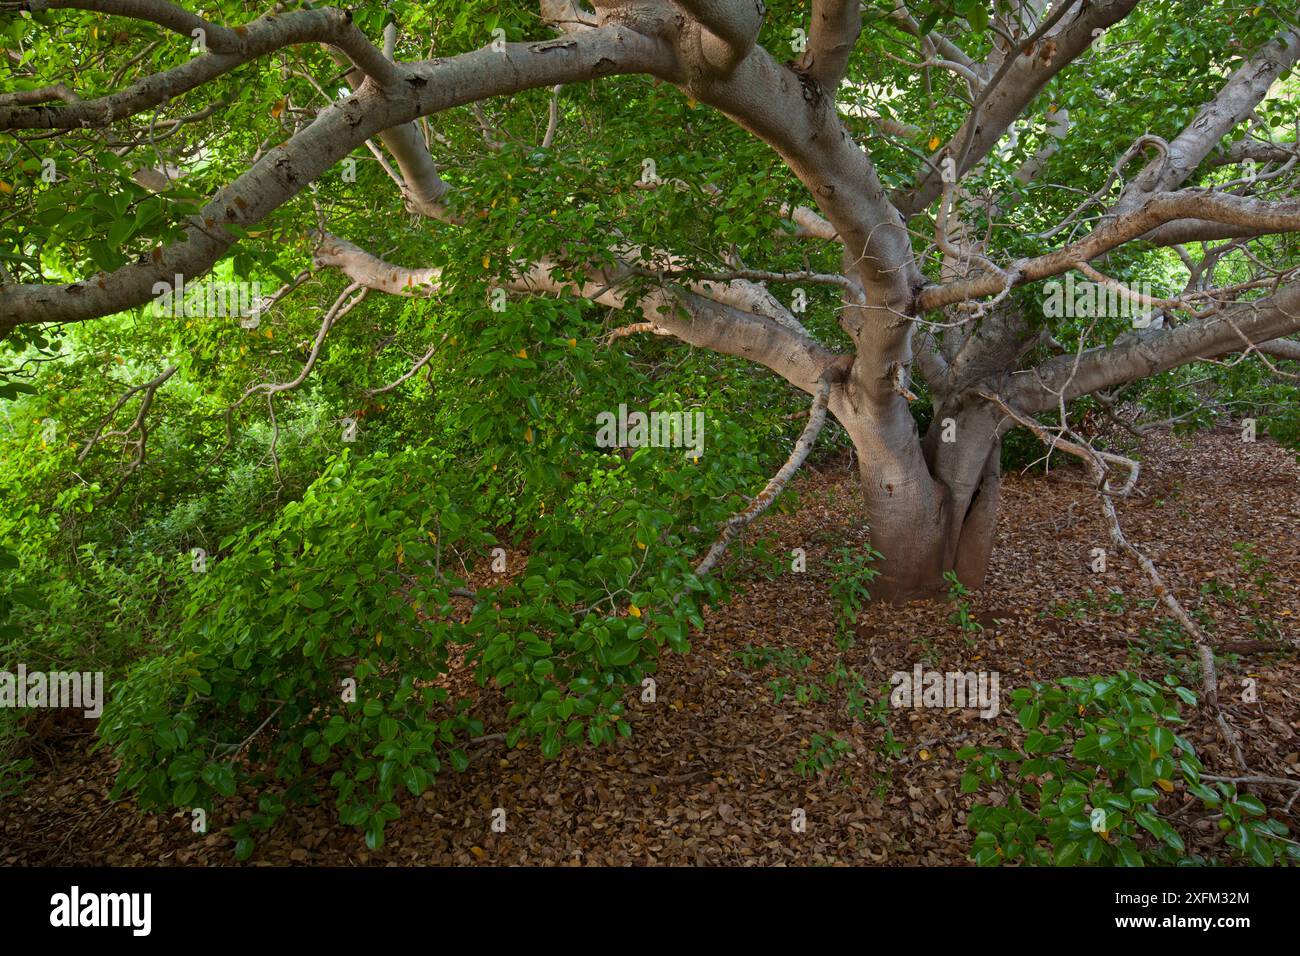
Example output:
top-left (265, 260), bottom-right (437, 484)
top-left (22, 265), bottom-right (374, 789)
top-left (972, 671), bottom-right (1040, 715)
top-left (5, 430), bottom-right (1299, 865)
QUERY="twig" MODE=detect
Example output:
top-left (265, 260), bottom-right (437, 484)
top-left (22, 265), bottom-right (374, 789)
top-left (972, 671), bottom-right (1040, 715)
top-left (695, 373), bottom-right (834, 575)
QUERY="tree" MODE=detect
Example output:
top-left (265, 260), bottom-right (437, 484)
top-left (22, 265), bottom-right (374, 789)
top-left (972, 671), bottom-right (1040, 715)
top-left (2, 0), bottom-right (1298, 603)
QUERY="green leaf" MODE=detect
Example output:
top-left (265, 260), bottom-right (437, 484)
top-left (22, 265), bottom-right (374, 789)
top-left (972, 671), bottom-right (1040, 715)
top-left (1053, 839), bottom-right (1082, 867)
top-left (1150, 726), bottom-right (1175, 755)
top-left (1135, 811), bottom-right (1185, 850)
top-left (323, 719), bottom-right (349, 745)
top-left (1018, 702), bottom-right (1042, 731)
top-left (1117, 842), bottom-right (1145, 867)
top-left (1234, 795), bottom-right (1267, 816)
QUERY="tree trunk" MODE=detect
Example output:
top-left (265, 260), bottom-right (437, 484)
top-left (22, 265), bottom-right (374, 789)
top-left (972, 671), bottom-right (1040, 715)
top-left (835, 393), bottom-right (1003, 602)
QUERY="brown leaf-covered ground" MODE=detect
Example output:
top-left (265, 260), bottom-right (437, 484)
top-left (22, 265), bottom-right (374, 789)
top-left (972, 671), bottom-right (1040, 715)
top-left (4, 430), bottom-right (1298, 866)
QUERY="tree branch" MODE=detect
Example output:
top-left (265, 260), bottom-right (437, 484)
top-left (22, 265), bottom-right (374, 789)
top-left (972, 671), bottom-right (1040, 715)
top-left (801, 0), bottom-right (861, 90)
top-left (675, 0), bottom-right (765, 74)
top-left (1010, 279), bottom-right (1300, 411)
top-left (0, 24), bottom-right (674, 331)
top-left (918, 191), bottom-right (1300, 312)
top-left (0, 6), bottom-right (398, 131)
top-left (695, 371), bottom-right (836, 575)
top-left (895, 0), bottom-right (1141, 216)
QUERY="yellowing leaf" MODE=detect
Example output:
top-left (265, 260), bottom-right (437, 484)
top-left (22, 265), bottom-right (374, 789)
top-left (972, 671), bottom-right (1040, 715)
top-left (928, 135), bottom-right (941, 151)
top-left (628, 604), bottom-right (642, 618)
top-left (919, 749), bottom-right (931, 761)
top-left (482, 255), bottom-right (490, 269)
top-left (1156, 778), bottom-right (1175, 792)
top-left (516, 348), bottom-right (528, 359)
top-left (0, 181), bottom-right (12, 194)
top-left (470, 846), bottom-right (485, 859)
top-left (270, 97), bottom-right (286, 118)
top-left (524, 426), bottom-right (533, 443)
top-left (567, 338), bottom-right (577, 347)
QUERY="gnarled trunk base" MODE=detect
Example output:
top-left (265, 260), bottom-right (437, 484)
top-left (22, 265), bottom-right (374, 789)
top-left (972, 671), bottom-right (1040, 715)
top-left (841, 404), bottom-right (1002, 603)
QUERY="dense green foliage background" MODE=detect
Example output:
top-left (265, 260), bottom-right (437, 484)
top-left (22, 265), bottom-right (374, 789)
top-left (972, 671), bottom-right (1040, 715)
top-left (1, 1), bottom-right (1297, 854)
